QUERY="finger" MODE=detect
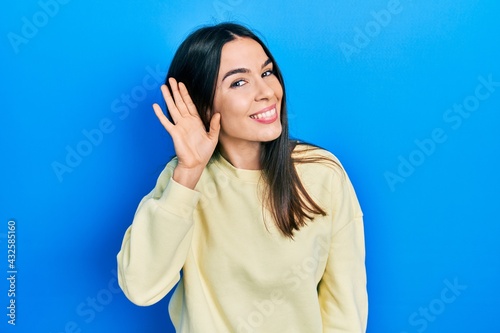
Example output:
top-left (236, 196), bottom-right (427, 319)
top-left (152, 103), bottom-right (174, 133)
top-left (178, 82), bottom-right (197, 116)
top-left (160, 84), bottom-right (181, 124)
top-left (168, 77), bottom-right (189, 116)
top-left (207, 113), bottom-right (221, 140)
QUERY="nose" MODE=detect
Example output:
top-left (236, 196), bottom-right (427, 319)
top-left (254, 77), bottom-right (275, 101)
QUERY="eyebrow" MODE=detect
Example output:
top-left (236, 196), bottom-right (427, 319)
top-left (221, 58), bottom-right (273, 82)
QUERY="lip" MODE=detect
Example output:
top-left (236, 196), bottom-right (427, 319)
top-left (249, 104), bottom-right (278, 124)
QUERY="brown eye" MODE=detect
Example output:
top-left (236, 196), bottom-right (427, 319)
top-left (262, 69), bottom-right (274, 77)
top-left (230, 79), bottom-right (246, 88)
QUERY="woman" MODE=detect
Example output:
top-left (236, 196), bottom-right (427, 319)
top-left (117, 22), bottom-right (367, 332)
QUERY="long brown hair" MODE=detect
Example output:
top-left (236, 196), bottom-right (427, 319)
top-left (166, 22), bottom-right (334, 238)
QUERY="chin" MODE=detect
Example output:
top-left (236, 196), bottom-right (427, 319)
top-left (260, 126), bottom-right (283, 143)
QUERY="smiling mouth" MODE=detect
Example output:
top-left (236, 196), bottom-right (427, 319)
top-left (249, 107), bottom-right (277, 120)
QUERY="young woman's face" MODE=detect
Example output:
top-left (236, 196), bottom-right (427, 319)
top-left (212, 37), bottom-right (283, 150)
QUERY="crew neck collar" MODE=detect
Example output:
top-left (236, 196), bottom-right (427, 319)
top-left (211, 154), bottom-right (263, 183)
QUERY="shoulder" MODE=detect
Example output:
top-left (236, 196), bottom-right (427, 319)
top-left (292, 143), bottom-right (363, 218)
top-left (292, 142), bottom-right (344, 177)
top-left (292, 142), bottom-right (336, 159)
top-left (291, 143), bottom-right (350, 200)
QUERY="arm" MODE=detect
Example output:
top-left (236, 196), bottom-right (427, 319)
top-left (117, 78), bottom-right (220, 305)
top-left (318, 171), bottom-right (368, 332)
top-left (117, 163), bottom-right (201, 305)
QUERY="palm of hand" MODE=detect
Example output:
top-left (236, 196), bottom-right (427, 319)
top-left (152, 78), bottom-right (221, 171)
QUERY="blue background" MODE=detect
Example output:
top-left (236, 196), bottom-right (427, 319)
top-left (1, 0), bottom-right (499, 332)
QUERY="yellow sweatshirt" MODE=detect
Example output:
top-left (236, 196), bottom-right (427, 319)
top-left (117, 146), bottom-right (367, 332)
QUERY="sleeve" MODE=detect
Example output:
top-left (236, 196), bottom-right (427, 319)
top-left (116, 160), bottom-right (201, 306)
top-left (318, 168), bottom-right (368, 332)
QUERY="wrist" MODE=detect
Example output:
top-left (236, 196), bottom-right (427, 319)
top-left (172, 165), bottom-right (204, 189)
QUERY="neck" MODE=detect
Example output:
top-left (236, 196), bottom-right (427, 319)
top-left (218, 142), bottom-right (262, 170)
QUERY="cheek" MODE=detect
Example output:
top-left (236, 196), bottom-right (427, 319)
top-left (219, 95), bottom-right (252, 119)
top-left (271, 79), bottom-right (284, 101)
top-left (273, 83), bottom-right (284, 115)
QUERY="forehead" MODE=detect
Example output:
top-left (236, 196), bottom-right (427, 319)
top-left (219, 37), bottom-right (269, 70)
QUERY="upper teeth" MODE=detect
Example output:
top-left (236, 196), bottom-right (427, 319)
top-left (250, 108), bottom-right (276, 119)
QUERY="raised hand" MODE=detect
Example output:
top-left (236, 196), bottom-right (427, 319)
top-left (153, 77), bottom-right (221, 189)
